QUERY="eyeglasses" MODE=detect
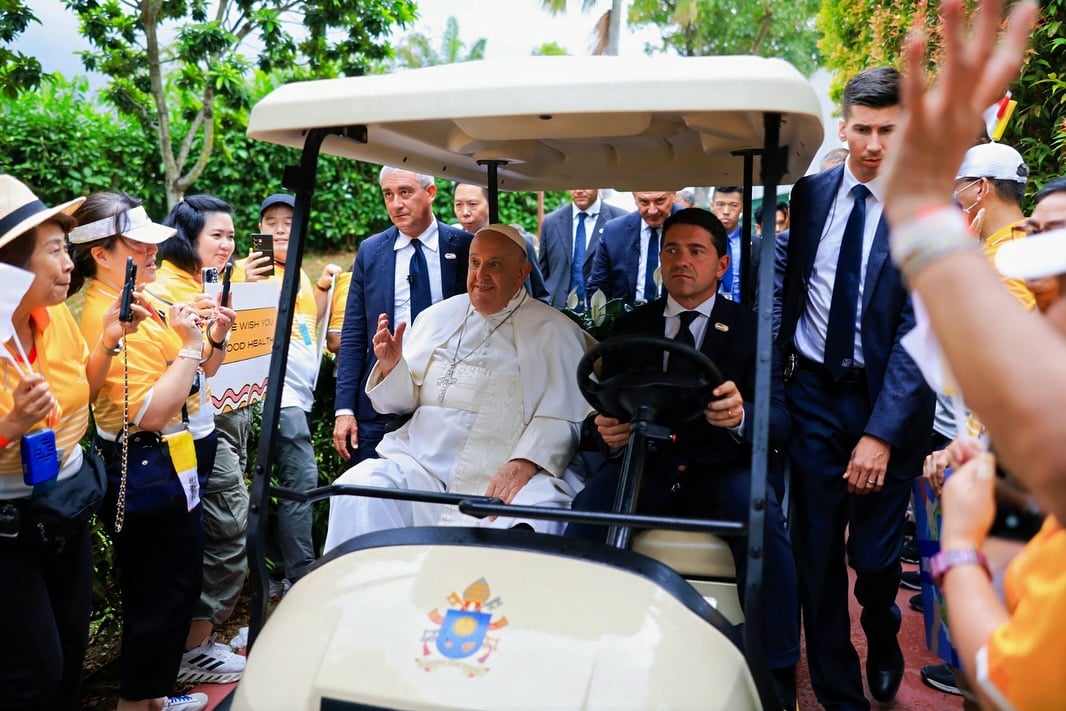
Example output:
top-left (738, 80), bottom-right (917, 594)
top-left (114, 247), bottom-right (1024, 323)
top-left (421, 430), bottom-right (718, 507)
top-left (119, 237), bottom-right (154, 256)
top-left (1021, 218), bottom-right (1066, 236)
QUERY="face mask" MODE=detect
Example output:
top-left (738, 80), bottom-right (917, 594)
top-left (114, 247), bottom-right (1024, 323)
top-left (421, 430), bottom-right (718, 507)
top-left (953, 179), bottom-right (983, 214)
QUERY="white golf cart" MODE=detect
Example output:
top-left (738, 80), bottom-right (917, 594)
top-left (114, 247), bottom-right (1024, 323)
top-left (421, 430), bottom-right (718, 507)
top-left (229, 55), bottom-right (823, 710)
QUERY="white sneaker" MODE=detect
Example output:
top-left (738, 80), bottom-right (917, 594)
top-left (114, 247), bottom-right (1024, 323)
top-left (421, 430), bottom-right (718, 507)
top-left (229, 626), bottom-right (249, 651)
top-left (163, 693), bottom-right (209, 711)
top-left (176, 634), bottom-right (246, 684)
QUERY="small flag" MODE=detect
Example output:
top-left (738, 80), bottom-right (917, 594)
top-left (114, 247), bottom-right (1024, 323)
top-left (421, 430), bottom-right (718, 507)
top-left (984, 93), bottom-right (1017, 141)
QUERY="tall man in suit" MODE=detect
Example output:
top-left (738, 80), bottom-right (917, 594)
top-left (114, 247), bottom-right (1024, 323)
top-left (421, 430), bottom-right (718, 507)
top-left (538, 188), bottom-right (628, 308)
top-left (588, 190), bottom-right (676, 305)
top-left (333, 167), bottom-right (472, 464)
top-left (776, 67), bottom-right (934, 709)
top-left (568, 207), bottom-right (799, 707)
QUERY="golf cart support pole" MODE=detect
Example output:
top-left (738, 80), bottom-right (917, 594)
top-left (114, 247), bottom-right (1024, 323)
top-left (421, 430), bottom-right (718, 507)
top-left (746, 112), bottom-right (788, 711)
top-left (477, 159), bottom-right (508, 223)
top-left (246, 125), bottom-right (365, 650)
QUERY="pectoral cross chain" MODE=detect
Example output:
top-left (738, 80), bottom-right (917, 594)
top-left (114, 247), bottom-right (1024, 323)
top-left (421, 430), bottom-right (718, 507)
top-left (436, 363), bottom-right (458, 402)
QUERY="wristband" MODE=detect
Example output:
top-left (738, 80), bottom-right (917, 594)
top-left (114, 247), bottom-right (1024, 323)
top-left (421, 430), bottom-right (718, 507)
top-left (316, 280), bottom-right (331, 292)
top-left (930, 546), bottom-right (991, 588)
top-left (100, 336), bottom-right (123, 356)
top-left (177, 347), bottom-right (203, 361)
top-left (890, 206), bottom-right (979, 285)
top-left (207, 332), bottom-right (228, 351)
top-left (0, 434), bottom-right (10, 449)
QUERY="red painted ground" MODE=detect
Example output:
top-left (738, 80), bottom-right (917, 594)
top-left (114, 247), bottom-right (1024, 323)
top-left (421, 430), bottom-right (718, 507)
top-left (196, 560), bottom-right (960, 710)
top-left (795, 559), bottom-right (961, 710)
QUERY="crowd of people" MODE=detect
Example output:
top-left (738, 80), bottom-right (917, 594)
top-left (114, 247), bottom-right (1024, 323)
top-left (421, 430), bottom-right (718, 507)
top-left (2, 1), bottom-right (1060, 709)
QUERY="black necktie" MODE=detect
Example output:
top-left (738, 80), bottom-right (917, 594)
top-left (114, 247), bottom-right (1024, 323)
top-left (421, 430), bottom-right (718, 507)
top-left (408, 238), bottom-right (432, 320)
top-left (668, 310), bottom-right (700, 375)
top-left (823, 184), bottom-right (870, 377)
top-left (643, 227), bottom-right (660, 301)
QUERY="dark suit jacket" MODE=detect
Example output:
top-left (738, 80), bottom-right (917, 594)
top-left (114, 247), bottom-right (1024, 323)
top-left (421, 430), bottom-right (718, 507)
top-left (776, 165), bottom-right (933, 471)
top-left (539, 201), bottom-right (628, 307)
top-left (335, 222), bottom-right (472, 421)
top-left (595, 296), bottom-right (790, 473)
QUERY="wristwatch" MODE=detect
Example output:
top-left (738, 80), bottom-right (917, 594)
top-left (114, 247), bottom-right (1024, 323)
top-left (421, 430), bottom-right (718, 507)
top-left (930, 547), bottom-right (991, 588)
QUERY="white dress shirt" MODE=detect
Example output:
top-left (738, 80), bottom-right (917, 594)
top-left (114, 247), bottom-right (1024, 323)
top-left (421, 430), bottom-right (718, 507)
top-left (794, 165), bottom-right (885, 367)
top-left (392, 221), bottom-right (444, 327)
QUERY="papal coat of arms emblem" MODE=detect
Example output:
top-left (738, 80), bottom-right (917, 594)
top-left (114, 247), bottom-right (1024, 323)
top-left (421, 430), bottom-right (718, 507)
top-left (418, 577), bottom-right (508, 676)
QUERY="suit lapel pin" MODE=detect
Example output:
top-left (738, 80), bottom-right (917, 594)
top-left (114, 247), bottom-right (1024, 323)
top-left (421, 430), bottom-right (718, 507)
top-left (444, 252), bottom-right (457, 260)
top-left (714, 322), bottom-right (729, 332)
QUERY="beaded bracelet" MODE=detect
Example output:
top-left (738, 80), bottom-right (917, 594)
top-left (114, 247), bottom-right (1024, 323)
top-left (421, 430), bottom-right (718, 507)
top-left (890, 206), bottom-right (980, 285)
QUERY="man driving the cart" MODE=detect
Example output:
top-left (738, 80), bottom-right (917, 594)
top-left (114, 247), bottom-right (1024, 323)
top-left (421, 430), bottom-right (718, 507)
top-left (565, 207), bottom-right (800, 706)
top-left (323, 224), bottom-right (592, 551)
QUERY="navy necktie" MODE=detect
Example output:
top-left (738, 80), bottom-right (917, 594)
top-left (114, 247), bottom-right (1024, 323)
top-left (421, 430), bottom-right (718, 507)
top-left (643, 227), bottom-right (660, 301)
top-left (668, 310), bottom-right (700, 375)
top-left (408, 238), bottom-right (432, 321)
top-left (570, 211), bottom-right (589, 309)
top-left (823, 184), bottom-right (870, 377)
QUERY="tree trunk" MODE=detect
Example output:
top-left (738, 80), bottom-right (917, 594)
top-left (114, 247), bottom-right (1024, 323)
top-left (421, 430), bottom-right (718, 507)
top-left (607, 0), bottom-right (625, 56)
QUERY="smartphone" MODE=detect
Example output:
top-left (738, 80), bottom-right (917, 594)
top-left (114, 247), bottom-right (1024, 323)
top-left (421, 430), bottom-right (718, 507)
top-left (219, 262), bottom-right (233, 308)
top-left (251, 233), bottom-right (274, 277)
top-left (119, 256), bottom-right (137, 322)
top-left (201, 266), bottom-right (219, 284)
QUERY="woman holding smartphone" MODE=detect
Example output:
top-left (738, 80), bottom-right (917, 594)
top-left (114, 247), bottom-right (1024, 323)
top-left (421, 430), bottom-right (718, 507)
top-left (155, 195), bottom-right (249, 686)
top-left (68, 191), bottom-right (233, 711)
top-left (0, 176), bottom-right (146, 709)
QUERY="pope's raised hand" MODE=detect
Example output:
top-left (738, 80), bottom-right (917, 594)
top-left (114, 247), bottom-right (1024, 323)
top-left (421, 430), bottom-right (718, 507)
top-left (372, 313), bottom-right (406, 377)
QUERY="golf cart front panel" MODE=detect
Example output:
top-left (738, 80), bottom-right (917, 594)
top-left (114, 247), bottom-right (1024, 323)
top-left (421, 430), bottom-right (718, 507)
top-left (233, 533), bottom-right (758, 710)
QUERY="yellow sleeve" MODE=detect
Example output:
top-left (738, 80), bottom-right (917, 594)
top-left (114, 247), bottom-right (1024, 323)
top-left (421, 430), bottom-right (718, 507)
top-left (979, 521), bottom-right (1066, 710)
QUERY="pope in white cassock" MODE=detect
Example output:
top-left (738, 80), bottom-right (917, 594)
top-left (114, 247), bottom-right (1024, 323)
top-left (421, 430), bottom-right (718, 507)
top-left (323, 224), bottom-right (594, 552)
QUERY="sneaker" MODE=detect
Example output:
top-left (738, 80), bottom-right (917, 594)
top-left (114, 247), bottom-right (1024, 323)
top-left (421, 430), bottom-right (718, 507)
top-left (229, 626), bottom-right (249, 651)
top-left (177, 634), bottom-right (246, 684)
top-left (900, 570), bottom-right (921, 590)
top-left (920, 663), bottom-right (963, 695)
top-left (163, 693), bottom-right (209, 711)
top-left (900, 541), bottom-right (919, 564)
top-left (908, 592), bottom-right (923, 613)
top-left (268, 577), bottom-right (292, 600)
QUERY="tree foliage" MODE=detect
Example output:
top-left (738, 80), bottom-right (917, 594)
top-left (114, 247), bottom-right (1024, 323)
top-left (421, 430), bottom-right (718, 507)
top-left (63, 0), bottom-right (417, 207)
top-left (629, 0), bottom-right (821, 75)
top-left (818, 0), bottom-right (1066, 204)
top-left (0, 1), bottom-right (47, 98)
top-left (389, 15), bottom-right (486, 69)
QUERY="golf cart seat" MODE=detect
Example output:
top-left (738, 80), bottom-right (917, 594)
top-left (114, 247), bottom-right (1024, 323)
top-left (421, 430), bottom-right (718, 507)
top-left (632, 529), bottom-right (736, 578)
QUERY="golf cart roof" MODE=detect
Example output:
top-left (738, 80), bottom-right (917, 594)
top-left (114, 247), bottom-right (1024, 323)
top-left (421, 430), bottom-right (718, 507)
top-left (247, 55), bottom-right (824, 190)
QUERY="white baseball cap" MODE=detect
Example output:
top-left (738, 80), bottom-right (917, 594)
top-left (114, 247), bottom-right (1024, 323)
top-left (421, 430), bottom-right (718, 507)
top-left (956, 142), bottom-right (1029, 184)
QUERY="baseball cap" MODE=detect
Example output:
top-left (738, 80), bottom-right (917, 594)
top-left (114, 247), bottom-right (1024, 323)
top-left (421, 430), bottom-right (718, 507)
top-left (475, 223), bottom-right (526, 255)
top-left (995, 228), bottom-right (1066, 280)
top-left (259, 193), bottom-right (295, 216)
top-left (956, 143), bottom-right (1029, 184)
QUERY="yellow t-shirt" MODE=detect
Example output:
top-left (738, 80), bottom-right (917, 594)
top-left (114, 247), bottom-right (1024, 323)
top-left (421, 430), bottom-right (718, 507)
top-left (80, 279), bottom-right (209, 440)
top-left (0, 305), bottom-right (90, 497)
top-left (984, 222), bottom-right (1036, 310)
top-left (328, 270), bottom-right (350, 336)
top-left (979, 516), bottom-right (1066, 710)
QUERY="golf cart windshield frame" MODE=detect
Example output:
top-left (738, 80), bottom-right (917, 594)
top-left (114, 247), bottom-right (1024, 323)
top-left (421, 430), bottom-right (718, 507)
top-left (245, 54), bottom-right (822, 711)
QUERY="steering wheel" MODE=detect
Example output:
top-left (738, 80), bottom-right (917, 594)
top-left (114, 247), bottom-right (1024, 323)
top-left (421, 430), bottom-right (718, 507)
top-left (577, 336), bottom-right (725, 428)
